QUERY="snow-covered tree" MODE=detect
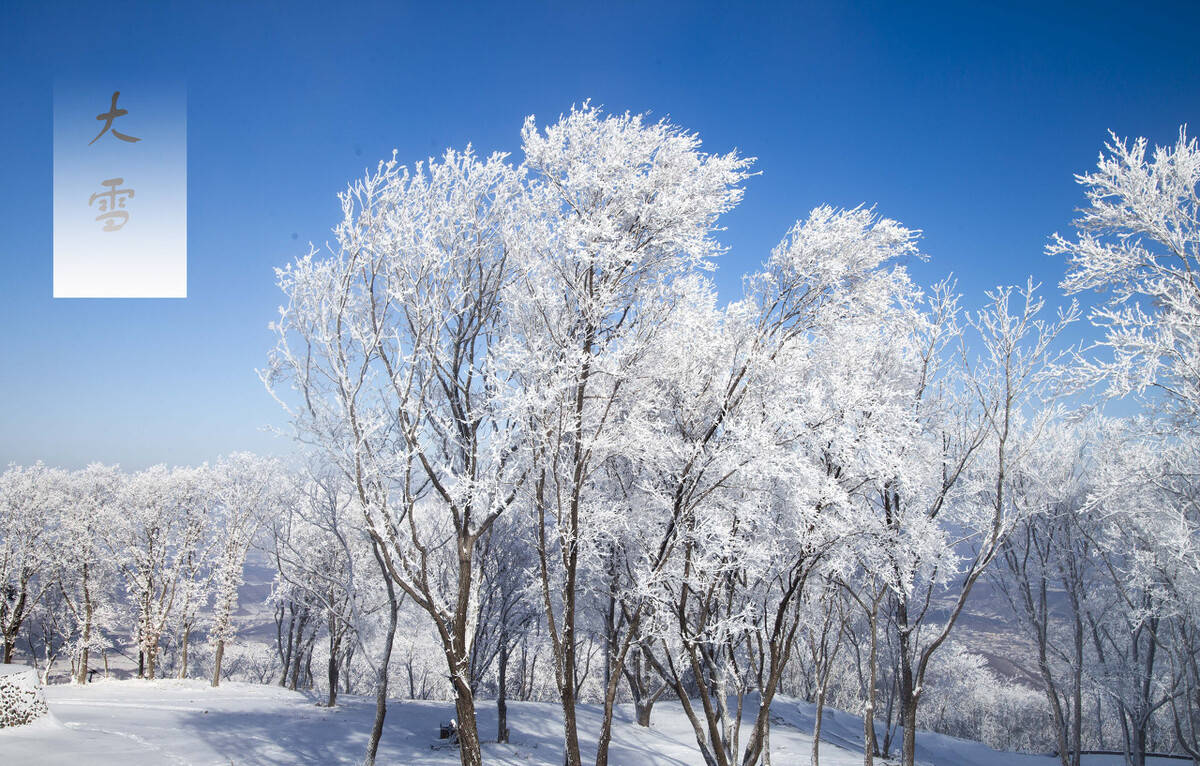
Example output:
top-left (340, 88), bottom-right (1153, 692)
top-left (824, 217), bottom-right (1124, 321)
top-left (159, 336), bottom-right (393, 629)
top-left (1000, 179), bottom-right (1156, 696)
top-left (991, 418), bottom-right (1103, 766)
top-left (502, 103), bottom-right (753, 766)
top-left (54, 464), bottom-right (123, 683)
top-left (0, 463), bottom-right (67, 664)
top-left (264, 143), bottom-right (530, 766)
top-left (268, 466), bottom-right (384, 707)
top-left (878, 279), bottom-right (1077, 766)
top-left (1051, 127), bottom-right (1200, 764)
top-left (468, 513), bottom-right (539, 743)
top-left (615, 205), bottom-right (927, 766)
top-left (209, 453), bottom-right (288, 686)
top-left (1051, 127), bottom-right (1200, 430)
top-left (108, 465), bottom-right (210, 679)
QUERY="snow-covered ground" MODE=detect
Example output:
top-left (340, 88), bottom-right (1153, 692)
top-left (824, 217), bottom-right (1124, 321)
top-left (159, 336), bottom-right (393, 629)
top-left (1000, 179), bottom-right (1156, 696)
top-left (0, 678), bottom-right (1184, 765)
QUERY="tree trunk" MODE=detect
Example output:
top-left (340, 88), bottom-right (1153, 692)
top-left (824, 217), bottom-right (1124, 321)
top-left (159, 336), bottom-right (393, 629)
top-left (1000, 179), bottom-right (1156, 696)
top-left (627, 647), bottom-right (658, 728)
top-left (1036, 642), bottom-right (1068, 766)
top-left (595, 557), bottom-right (620, 765)
top-left (452, 674), bottom-right (484, 766)
top-left (595, 667), bottom-right (622, 766)
top-left (180, 625), bottom-right (190, 680)
top-left (595, 621), bottom-right (638, 766)
top-left (1070, 614), bottom-right (1083, 766)
top-left (636, 699), bottom-right (654, 727)
top-left (900, 694), bottom-right (918, 766)
top-left (211, 638), bottom-right (225, 687)
top-left (288, 613), bottom-right (307, 691)
top-left (896, 592), bottom-right (918, 766)
top-left (863, 607), bottom-right (879, 766)
top-left (558, 332), bottom-right (592, 766)
top-left (304, 638), bottom-right (315, 689)
top-left (327, 642), bottom-right (339, 707)
top-left (145, 642), bottom-right (158, 680)
top-left (560, 649), bottom-right (582, 766)
top-left (77, 567), bottom-right (93, 684)
top-left (1132, 718), bottom-right (1147, 766)
top-left (364, 543), bottom-right (400, 766)
top-left (279, 607), bottom-right (295, 687)
top-left (812, 688), bottom-right (826, 766)
top-left (763, 710), bottom-right (772, 766)
top-left (497, 640), bottom-right (509, 743)
top-left (557, 519), bottom-right (583, 766)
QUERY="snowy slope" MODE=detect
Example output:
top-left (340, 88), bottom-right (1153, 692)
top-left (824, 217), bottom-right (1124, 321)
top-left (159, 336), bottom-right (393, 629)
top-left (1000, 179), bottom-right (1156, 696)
top-left (0, 679), bottom-right (1184, 765)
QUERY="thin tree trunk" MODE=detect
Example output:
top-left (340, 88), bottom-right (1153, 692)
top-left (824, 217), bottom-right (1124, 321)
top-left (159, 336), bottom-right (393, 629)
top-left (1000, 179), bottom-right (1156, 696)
top-left (327, 635), bottom-right (340, 707)
top-left (364, 540), bottom-right (400, 766)
top-left (279, 607), bottom-right (295, 687)
top-left (560, 633), bottom-right (582, 766)
top-left (289, 612), bottom-right (308, 690)
top-left (763, 710), bottom-right (772, 766)
top-left (77, 565), bottom-right (93, 684)
top-left (812, 687), bottom-right (827, 766)
top-left (497, 639), bottom-right (509, 743)
top-left (145, 638), bottom-right (159, 680)
top-left (180, 624), bottom-right (190, 680)
top-left (556, 324), bottom-right (594, 766)
top-left (211, 638), bottom-right (225, 687)
top-left (863, 604), bottom-right (879, 766)
top-left (1070, 613), bottom-right (1083, 766)
top-left (896, 592), bottom-right (918, 766)
top-left (595, 625), bottom-right (637, 766)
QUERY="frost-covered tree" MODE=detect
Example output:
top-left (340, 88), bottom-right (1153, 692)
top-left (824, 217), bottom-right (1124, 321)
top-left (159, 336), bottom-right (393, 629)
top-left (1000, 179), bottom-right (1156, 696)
top-left (1051, 127), bottom-right (1200, 430)
top-left (992, 419), bottom-right (1101, 766)
top-left (880, 280), bottom-right (1077, 766)
top-left (0, 463), bottom-right (66, 664)
top-left (468, 513), bottom-right (538, 743)
top-left (503, 103), bottom-right (752, 766)
top-left (169, 466), bottom-right (215, 680)
top-left (54, 464), bottom-right (123, 683)
top-left (108, 465), bottom-right (210, 679)
top-left (269, 466), bottom-right (383, 707)
top-left (23, 585), bottom-right (70, 683)
top-left (1051, 128), bottom-right (1200, 763)
top-left (265, 144), bottom-right (529, 766)
top-left (617, 206), bottom-right (927, 766)
top-left (209, 453), bottom-right (287, 686)
top-left (1081, 423), bottom-right (1195, 766)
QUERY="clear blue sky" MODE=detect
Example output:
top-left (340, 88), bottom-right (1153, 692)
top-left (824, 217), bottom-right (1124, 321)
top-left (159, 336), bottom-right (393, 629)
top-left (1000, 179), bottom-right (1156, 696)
top-left (1, 1), bottom-right (1196, 469)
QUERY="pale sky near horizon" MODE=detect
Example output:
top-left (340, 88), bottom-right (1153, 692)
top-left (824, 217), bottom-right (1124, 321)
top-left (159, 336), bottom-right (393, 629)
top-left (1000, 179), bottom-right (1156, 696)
top-left (1, 0), bottom-right (1197, 469)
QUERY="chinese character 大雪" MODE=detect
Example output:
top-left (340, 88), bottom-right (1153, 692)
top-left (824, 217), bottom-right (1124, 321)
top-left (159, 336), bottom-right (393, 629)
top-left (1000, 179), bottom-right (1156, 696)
top-left (89, 91), bottom-right (141, 145)
top-left (89, 178), bottom-right (134, 231)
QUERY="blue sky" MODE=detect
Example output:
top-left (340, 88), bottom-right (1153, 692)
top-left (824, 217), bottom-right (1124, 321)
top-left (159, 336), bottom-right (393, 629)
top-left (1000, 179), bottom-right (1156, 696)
top-left (1, 0), bottom-right (1197, 469)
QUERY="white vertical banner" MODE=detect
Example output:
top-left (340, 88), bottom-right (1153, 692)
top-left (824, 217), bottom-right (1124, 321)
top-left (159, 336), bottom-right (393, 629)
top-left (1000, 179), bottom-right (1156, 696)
top-left (53, 80), bottom-right (186, 298)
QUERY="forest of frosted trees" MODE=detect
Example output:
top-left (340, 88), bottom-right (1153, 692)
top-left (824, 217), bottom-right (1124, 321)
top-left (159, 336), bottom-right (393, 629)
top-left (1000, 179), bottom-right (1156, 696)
top-left (3, 106), bottom-right (1200, 766)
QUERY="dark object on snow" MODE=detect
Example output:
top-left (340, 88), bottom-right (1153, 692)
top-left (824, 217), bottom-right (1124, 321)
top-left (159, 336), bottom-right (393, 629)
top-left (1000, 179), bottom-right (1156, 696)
top-left (439, 719), bottom-right (458, 742)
